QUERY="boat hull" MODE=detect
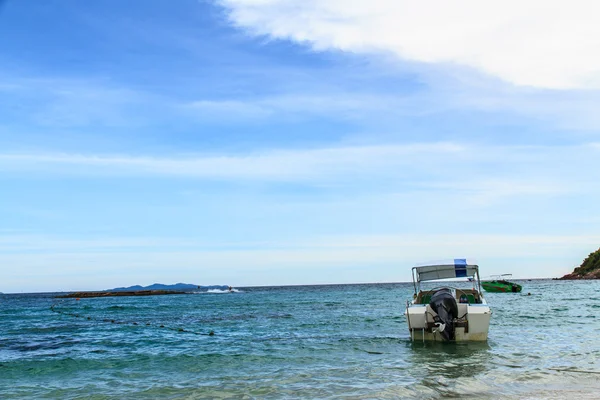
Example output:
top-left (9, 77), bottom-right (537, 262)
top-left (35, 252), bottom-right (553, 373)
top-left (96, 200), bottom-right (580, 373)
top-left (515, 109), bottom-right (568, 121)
top-left (482, 281), bottom-right (522, 293)
top-left (406, 303), bottom-right (491, 342)
top-left (409, 328), bottom-right (489, 342)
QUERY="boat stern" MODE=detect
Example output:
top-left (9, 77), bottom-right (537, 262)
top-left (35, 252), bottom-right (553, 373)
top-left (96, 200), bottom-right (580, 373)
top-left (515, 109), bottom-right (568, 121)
top-left (406, 302), bottom-right (491, 342)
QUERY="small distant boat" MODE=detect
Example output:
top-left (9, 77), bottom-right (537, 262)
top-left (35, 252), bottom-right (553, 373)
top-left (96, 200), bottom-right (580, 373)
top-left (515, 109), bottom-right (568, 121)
top-left (405, 259), bottom-right (491, 342)
top-left (482, 274), bottom-right (522, 293)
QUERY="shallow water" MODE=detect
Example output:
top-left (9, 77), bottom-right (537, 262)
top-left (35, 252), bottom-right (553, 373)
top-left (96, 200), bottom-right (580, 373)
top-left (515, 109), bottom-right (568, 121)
top-left (1, 280), bottom-right (599, 399)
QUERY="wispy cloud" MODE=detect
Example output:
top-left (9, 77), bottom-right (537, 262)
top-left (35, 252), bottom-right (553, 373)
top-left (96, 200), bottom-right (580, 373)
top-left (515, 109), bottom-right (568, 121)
top-left (1, 142), bottom-right (598, 211)
top-left (3, 232), bottom-right (598, 255)
top-left (0, 75), bottom-right (168, 129)
top-left (186, 93), bottom-right (413, 120)
top-left (3, 0), bottom-right (600, 293)
top-left (187, 99), bottom-right (275, 119)
top-left (219, 0), bottom-right (600, 89)
top-left (428, 179), bottom-right (574, 207)
top-left (0, 142), bottom-right (463, 180)
top-left (1, 232), bottom-right (596, 291)
top-left (183, 77), bottom-right (600, 131)
top-left (0, 235), bottom-right (259, 253)
top-left (452, 85), bottom-right (600, 131)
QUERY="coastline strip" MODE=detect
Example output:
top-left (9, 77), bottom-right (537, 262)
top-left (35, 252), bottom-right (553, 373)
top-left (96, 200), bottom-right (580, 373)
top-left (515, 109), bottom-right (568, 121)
top-left (56, 290), bottom-right (188, 298)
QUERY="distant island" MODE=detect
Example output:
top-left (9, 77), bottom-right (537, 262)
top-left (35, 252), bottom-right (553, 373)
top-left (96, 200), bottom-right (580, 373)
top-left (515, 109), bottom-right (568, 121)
top-left (108, 283), bottom-right (229, 292)
top-left (560, 247), bottom-right (600, 279)
top-left (56, 283), bottom-right (232, 298)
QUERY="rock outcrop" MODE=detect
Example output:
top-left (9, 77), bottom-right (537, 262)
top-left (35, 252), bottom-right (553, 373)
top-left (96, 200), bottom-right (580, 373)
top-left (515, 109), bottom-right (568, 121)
top-left (560, 247), bottom-right (600, 279)
top-left (56, 290), bottom-right (186, 298)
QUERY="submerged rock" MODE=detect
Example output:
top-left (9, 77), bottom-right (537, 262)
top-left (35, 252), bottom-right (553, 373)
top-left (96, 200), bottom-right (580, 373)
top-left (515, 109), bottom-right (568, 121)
top-left (56, 290), bottom-right (187, 298)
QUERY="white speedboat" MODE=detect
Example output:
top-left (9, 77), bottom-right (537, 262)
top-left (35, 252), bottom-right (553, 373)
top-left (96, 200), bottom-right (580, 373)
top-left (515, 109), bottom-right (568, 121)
top-left (405, 259), bottom-right (491, 342)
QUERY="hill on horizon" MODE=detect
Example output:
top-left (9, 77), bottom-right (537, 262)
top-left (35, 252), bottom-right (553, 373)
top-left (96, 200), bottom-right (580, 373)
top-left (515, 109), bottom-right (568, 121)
top-left (107, 283), bottom-right (230, 292)
top-left (560, 247), bottom-right (600, 279)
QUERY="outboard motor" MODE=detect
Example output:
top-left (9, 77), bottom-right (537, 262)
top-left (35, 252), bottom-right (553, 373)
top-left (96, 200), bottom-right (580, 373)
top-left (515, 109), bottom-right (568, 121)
top-left (429, 288), bottom-right (459, 341)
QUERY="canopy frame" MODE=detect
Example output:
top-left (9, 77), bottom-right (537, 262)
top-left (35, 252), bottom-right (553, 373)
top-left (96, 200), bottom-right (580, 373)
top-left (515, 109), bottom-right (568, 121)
top-left (411, 259), bottom-right (482, 294)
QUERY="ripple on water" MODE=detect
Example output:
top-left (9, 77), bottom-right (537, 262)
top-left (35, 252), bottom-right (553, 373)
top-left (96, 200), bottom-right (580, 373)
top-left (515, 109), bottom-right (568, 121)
top-left (1, 280), bottom-right (600, 398)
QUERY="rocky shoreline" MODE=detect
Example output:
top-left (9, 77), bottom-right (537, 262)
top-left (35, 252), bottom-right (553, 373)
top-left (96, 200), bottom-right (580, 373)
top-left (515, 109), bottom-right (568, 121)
top-left (558, 247), bottom-right (600, 280)
top-left (56, 290), bottom-right (188, 298)
top-left (558, 271), bottom-right (600, 280)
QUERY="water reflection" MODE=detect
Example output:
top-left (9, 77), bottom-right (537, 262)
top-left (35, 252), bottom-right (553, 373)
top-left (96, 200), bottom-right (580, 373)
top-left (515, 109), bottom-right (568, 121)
top-left (400, 341), bottom-right (493, 397)
top-left (407, 340), bottom-right (491, 379)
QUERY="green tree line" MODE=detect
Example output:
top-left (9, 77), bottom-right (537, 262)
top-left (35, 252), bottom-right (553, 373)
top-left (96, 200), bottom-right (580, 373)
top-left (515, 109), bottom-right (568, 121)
top-left (573, 247), bottom-right (600, 275)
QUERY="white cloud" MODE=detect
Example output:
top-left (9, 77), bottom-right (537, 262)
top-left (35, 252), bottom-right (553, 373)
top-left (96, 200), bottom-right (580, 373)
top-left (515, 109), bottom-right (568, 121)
top-left (1, 233), bottom-right (596, 291)
top-left (0, 142), bottom-right (598, 206)
top-left (187, 99), bottom-right (274, 119)
top-left (0, 75), bottom-right (167, 129)
top-left (185, 87), bottom-right (600, 130)
top-left (3, 232), bottom-right (597, 258)
top-left (219, 0), bottom-right (600, 89)
top-left (429, 179), bottom-right (573, 207)
top-left (0, 142), bottom-right (463, 180)
top-left (185, 93), bottom-right (410, 121)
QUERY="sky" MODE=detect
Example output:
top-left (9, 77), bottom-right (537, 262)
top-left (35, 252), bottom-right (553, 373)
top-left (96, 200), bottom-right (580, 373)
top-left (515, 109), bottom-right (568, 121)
top-left (1, 0), bottom-right (599, 292)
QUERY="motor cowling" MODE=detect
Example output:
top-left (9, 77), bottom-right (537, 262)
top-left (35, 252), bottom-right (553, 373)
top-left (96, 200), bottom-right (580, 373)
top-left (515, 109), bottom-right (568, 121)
top-left (429, 288), bottom-right (459, 341)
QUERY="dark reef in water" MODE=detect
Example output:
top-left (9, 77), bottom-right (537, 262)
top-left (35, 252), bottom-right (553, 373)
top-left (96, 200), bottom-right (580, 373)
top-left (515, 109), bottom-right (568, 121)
top-left (559, 247), bottom-right (600, 280)
top-left (56, 290), bottom-right (188, 298)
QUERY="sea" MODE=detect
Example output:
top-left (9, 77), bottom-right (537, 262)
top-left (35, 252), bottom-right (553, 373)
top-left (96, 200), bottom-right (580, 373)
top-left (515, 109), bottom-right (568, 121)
top-left (1, 279), bottom-right (600, 399)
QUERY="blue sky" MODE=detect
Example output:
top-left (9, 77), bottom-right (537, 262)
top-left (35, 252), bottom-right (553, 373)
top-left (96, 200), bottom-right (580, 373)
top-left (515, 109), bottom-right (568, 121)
top-left (1, 0), bottom-right (599, 292)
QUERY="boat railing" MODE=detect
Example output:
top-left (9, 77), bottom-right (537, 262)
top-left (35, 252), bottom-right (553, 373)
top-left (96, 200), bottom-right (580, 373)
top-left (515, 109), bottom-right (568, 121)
top-left (416, 287), bottom-right (482, 305)
top-left (488, 274), bottom-right (513, 280)
top-left (411, 261), bottom-right (483, 296)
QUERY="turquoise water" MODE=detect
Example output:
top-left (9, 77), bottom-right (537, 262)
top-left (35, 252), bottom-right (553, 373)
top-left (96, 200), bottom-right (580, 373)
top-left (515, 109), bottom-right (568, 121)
top-left (2, 280), bottom-right (600, 399)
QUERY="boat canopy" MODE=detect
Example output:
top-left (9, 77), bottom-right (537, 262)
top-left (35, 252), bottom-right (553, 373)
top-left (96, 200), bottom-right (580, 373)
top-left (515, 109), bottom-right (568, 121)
top-left (412, 259), bottom-right (479, 282)
top-left (489, 274), bottom-right (512, 280)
